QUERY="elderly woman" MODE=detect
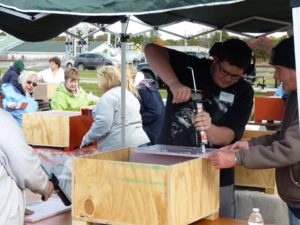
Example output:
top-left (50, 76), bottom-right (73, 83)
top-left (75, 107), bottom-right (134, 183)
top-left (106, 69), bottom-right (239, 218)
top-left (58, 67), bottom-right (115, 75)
top-left (80, 65), bottom-right (149, 151)
top-left (1, 70), bottom-right (39, 127)
top-left (50, 67), bottom-right (98, 111)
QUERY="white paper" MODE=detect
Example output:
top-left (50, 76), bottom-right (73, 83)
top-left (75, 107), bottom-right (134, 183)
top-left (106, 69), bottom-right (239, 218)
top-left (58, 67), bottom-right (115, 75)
top-left (25, 198), bottom-right (71, 222)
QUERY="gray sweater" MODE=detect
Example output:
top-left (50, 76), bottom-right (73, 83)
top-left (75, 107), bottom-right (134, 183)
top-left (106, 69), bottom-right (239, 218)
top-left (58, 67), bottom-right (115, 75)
top-left (0, 109), bottom-right (48, 224)
top-left (236, 92), bottom-right (300, 208)
top-left (83, 86), bottom-right (149, 151)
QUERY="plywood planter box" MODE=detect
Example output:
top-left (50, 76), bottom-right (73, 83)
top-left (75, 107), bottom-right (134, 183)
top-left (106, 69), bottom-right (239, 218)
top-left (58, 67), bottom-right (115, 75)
top-left (23, 111), bottom-right (93, 151)
top-left (72, 146), bottom-right (220, 225)
top-left (235, 129), bottom-right (277, 194)
top-left (33, 83), bottom-right (59, 101)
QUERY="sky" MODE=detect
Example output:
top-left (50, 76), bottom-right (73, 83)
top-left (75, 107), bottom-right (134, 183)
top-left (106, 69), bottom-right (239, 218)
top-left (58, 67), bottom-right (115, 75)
top-left (87, 19), bottom-right (213, 41)
top-left (83, 17), bottom-right (287, 42)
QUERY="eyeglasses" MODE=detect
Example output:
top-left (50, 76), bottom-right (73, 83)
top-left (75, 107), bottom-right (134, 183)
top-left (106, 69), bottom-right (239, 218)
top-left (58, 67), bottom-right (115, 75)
top-left (218, 62), bottom-right (244, 81)
top-left (26, 80), bottom-right (38, 87)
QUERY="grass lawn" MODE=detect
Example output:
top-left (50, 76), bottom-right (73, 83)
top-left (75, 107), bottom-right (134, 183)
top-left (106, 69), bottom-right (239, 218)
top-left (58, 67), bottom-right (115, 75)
top-left (1, 66), bottom-right (277, 98)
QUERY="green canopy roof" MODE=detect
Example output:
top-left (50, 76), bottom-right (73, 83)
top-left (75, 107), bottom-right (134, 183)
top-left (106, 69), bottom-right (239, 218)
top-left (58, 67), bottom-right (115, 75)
top-left (0, 0), bottom-right (295, 41)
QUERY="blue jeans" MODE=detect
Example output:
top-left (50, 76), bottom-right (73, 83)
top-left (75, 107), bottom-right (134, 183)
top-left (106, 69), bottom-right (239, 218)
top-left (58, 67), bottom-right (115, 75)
top-left (289, 207), bottom-right (300, 225)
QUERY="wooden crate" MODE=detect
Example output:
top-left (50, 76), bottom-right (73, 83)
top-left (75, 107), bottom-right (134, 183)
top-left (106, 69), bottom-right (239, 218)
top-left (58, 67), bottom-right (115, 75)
top-left (72, 148), bottom-right (220, 225)
top-left (23, 111), bottom-right (93, 151)
top-left (235, 129), bottom-right (276, 194)
top-left (33, 83), bottom-right (59, 100)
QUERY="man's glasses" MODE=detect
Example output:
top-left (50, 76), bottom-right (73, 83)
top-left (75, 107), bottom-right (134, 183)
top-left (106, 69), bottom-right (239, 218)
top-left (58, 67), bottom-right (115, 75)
top-left (218, 62), bottom-right (244, 81)
top-left (26, 80), bottom-right (38, 87)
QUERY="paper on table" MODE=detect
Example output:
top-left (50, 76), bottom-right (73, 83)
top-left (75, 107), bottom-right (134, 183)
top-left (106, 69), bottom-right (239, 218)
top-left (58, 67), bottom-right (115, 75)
top-left (25, 198), bottom-right (71, 222)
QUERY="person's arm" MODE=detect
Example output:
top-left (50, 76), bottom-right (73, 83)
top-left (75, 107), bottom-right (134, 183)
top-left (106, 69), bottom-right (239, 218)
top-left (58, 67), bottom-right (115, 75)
top-left (193, 111), bottom-right (235, 146)
top-left (238, 122), bottom-right (300, 169)
top-left (144, 43), bottom-right (191, 103)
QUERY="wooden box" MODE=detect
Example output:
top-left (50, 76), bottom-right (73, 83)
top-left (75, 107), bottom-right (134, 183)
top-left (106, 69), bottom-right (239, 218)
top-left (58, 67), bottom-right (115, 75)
top-left (254, 96), bottom-right (285, 123)
top-left (23, 111), bottom-right (93, 151)
top-left (235, 129), bottom-right (276, 194)
top-left (33, 83), bottom-right (59, 100)
top-left (72, 147), bottom-right (220, 225)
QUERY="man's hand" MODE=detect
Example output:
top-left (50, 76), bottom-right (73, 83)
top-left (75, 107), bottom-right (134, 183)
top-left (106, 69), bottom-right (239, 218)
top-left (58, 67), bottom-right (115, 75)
top-left (80, 135), bottom-right (91, 149)
top-left (42, 181), bottom-right (54, 201)
top-left (7, 102), bottom-right (17, 109)
top-left (25, 208), bottom-right (34, 215)
top-left (220, 140), bottom-right (249, 152)
top-left (209, 151), bottom-right (236, 169)
top-left (169, 81), bottom-right (191, 104)
top-left (192, 111), bottom-right (212, 131)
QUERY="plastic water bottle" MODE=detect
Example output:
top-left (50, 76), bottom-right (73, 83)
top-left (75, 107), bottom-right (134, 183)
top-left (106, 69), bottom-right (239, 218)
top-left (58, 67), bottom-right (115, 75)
top-left (248, 208), bottom-right (264, 225)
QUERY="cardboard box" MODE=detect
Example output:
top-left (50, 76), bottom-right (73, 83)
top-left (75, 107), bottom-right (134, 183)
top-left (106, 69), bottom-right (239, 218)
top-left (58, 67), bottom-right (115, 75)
top-left (72, 147), bottom-right (220, 225)
top-left (33, 83), bottom-right (59, 100)
top-left (23, 111), bottom-right (93, 151)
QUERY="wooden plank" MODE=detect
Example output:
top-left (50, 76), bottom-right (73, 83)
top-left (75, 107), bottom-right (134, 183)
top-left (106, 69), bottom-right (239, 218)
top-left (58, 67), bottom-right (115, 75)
top-left (236, 129), bottom-right (276, 193)
top-left (235, 165), bottom-right (276, 193)
top-left (169, 159), bottom-right (219, 225)
top-left (33, 83), bottom-right (59, 100)
top-left (23, 111), bottom-right (72, 147)
top-left (23, 111), bottom-right (92, 150)
top-left (242, 130), bottom-right (275, 140)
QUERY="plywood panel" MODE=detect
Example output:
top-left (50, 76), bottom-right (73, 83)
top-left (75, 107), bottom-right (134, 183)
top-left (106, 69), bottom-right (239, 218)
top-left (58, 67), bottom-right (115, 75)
top-left (33, 83), bottom-right (58, 100)
top-left (23, 111), bottom-right (92, 150)
top-left (72, 148), bottom-right (220, 225)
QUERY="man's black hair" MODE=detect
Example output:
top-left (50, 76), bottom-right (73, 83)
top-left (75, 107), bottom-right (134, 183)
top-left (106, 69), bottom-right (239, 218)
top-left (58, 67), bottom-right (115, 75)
top-left (218, 39), bottom-right (252, 71)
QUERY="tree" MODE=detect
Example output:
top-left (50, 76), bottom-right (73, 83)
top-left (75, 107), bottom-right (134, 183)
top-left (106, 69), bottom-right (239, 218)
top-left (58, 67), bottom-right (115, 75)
top-left (128, 35), bottom-right (145, 45)
top-left (249, 36), bottom-right (274, 62)
top-left (209, 31), bottom-right (230, 47)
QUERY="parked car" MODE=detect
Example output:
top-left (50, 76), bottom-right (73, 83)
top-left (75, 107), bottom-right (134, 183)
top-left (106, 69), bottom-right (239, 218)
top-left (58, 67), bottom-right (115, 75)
top-left (74, 52), bottom-right (118, 70)
top-left (185, 51), bottom-right (210, 59)
top-left (126, 51), bottom-right (145, 65)
top-left (137, 50), bottom-right (210, 88)
top-left (136, 63), bottom-right (165, 88)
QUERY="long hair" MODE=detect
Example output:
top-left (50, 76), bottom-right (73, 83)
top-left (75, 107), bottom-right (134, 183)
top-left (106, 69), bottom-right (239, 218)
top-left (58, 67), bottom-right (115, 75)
top-left (98, 66), bottom-right (138, 96)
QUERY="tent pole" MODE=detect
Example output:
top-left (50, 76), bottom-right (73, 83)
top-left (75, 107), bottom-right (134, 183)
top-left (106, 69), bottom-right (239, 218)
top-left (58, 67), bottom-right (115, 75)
top-left (292, 7), bottom-right (300, 128)
top-left (120, 16), bottom-right (129, 147)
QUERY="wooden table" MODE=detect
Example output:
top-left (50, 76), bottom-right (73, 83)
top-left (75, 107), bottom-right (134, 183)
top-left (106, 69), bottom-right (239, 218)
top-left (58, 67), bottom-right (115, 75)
top-left (25, 212), bottom-right (251, 225)
top-left (25, 191), bottom-right (273, 225)
top-left (24, 192), bottom-right (249, 225)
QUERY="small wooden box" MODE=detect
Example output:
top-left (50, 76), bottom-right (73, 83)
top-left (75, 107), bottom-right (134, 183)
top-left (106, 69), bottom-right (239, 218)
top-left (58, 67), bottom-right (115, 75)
top-left (33, 83), bottom-right (59, 100)
top-left (235, 129), bottom-right (276, 194)
top-left (72, 147), bottom-right (220, 225)
top-left (23, 111), bottom-right (93, 151)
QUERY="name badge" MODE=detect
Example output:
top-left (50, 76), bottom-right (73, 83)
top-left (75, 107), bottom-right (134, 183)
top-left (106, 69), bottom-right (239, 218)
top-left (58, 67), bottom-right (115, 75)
top-left (219, 91), bottom-right (234, 103)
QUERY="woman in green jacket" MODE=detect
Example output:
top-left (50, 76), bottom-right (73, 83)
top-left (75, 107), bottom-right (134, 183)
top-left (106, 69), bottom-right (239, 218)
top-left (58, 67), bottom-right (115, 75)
top-left (51, 68), bottom-right (98, 111)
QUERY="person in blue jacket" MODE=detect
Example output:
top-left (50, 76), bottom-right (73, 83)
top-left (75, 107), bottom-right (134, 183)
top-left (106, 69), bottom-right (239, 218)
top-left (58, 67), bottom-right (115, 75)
top-left (1, 70), bottom-right (39, 127)
top-left (2, 60), bottom-right (25, 94)
top-left (134, 71), bottom-right (165, 144)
